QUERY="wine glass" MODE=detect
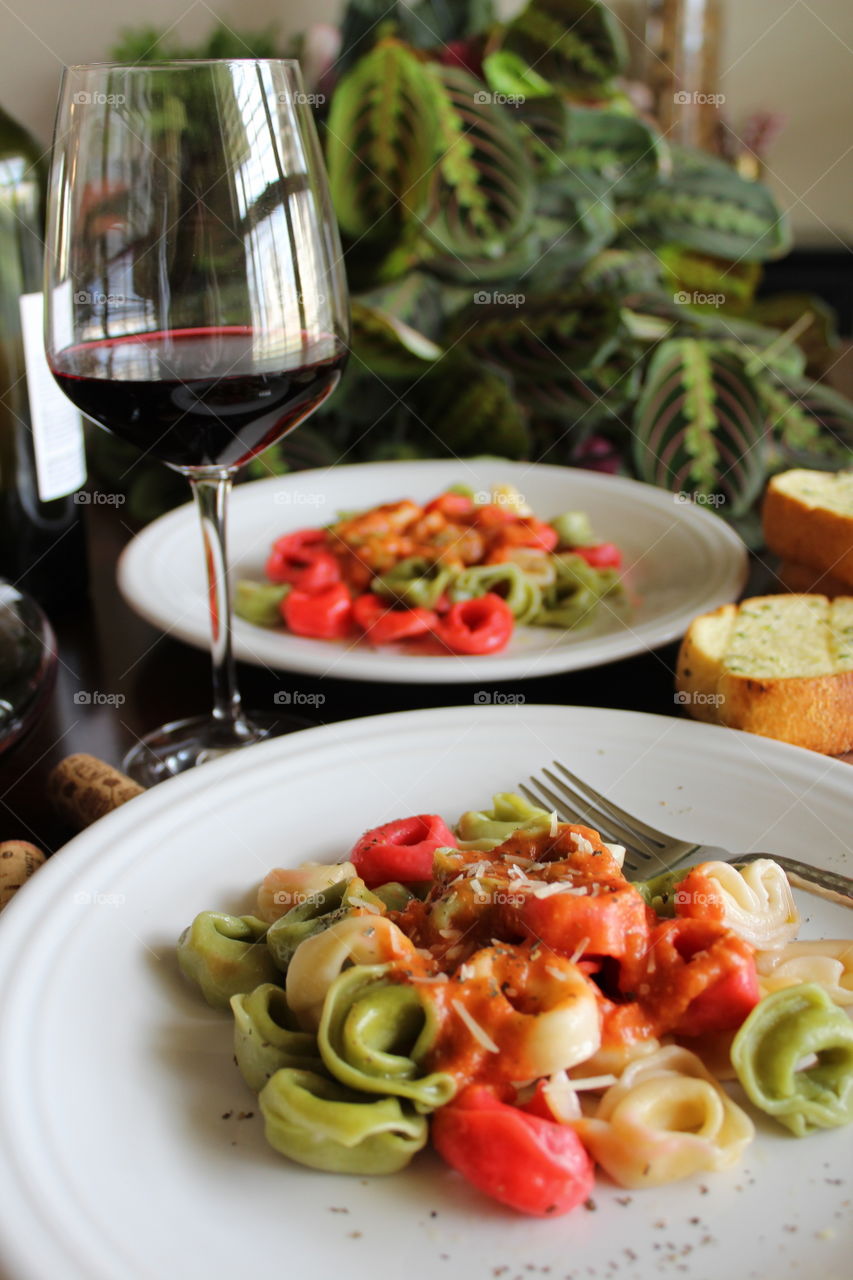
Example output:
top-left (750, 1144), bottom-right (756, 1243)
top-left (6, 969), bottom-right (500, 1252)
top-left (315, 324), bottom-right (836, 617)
top-left (44, 61), bottom-right (349, 786)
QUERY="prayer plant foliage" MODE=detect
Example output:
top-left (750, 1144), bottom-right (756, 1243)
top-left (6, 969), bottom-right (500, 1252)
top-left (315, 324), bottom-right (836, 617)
top-left (106, 2), bottom-right (853, 529)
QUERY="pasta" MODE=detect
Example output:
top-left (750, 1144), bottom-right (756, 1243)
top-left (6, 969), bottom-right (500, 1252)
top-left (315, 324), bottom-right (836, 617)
top-left (234, 485), bottom-right (628, 651)
top-left (573, 1047), bottom-right (754, 1187)
top-left (317, 963), bottom-right (456, 1111)
top-left (176, 787), bottom-right (853, 1217)
top-left (231, 983), bottom-right (322, 1091)
top-left (256, 861), bottom-right (355, 923)
top-left (731, 983), bottom-right (853, 1136)
top-left (449, 562), bottom-right (542, 624)
top-left (672, 859), bottom-right (799, 948)
top-left (177, 912), bottom-right (279, 1009)
top-left (285, 914), bottom-right (414, 1030)
top-left (266, 875), bottom-right (383, 972)
top-left (259, 1068), bottom-right (428, 1174)
top-left (756, 939), bottom-right (853, 1006)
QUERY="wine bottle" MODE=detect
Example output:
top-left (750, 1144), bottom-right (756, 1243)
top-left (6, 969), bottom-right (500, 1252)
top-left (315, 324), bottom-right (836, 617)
top-left (0, 103), bottom-right (87, 611)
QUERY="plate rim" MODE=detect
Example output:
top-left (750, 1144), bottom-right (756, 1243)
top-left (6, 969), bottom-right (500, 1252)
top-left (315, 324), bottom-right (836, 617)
top-left (116, 460), bottom-right (748, 683)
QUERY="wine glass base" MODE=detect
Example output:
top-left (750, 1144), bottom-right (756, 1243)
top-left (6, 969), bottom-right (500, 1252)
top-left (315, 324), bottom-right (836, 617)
top-left (122, 711), bottom-right (311, 788)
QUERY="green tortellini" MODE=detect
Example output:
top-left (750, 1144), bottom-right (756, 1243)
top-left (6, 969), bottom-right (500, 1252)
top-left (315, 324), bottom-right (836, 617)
top-left (231, 983), bottom-right (323, 1091)
top-left (371, 557), bottom-right (452, 609)
top-left (455, 791), bottom-right (552, 850)
top-left (550, 510), bottom-right (596, 548)
top-left (266, 877), bottom-right (385, 973)
top-left (259, 1068), bottom-right (428, 1174)
top-left (177, 912), bottom-right (279, 1009)
top-left (234, 580), bottom-right (290, 628)
top-left (448, 562), bottom-right (542, 624)
top-left (535, 554), bottom-right (616, 630)
top-left (318, 964), bottom-right (456, 1112)
top-left (370, 881), bottom-right (415, 912)
top-left (731, 984), bottom-right (853, 1136)
top-left (634, 867), bottom-right (689, 917)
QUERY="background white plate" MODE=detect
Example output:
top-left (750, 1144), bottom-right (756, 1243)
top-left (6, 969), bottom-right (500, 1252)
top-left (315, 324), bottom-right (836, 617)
top-left (118, 461), bottom-right (747, 682)
top-left (0, 705), bottom-right (850, 1280)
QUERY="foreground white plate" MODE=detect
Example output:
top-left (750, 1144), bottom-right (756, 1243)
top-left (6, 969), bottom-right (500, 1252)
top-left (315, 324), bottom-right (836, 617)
top-left (0, 705), bottom-right (851, 1280)
top-left (118, 460), bottom-right (747, 682)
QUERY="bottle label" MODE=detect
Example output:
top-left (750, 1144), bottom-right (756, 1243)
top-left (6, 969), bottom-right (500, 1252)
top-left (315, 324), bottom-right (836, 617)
top-left (19, 291), bottom-right (87, 501)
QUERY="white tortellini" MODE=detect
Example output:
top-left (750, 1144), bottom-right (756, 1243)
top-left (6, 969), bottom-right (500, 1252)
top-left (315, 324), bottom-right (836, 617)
top-left (756, 940), bottom-right (853, 1007)
top-left (572, 1046), bottom-right (754, 1187)
top-left (285, 915), bottom-right (415, 1031)
top-left (256, 861), bottom-right (356, 923)
top-left (689, 859), bottom-right (799, 948)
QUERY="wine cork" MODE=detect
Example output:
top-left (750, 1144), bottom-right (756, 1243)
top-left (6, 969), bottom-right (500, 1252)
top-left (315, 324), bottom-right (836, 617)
top-left (0, 841), bottom-right (47, 910)
top-left (48, 754), bottom-right (144, 830)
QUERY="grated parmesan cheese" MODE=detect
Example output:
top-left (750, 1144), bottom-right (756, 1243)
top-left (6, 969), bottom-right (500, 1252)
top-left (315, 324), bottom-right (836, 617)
top-left (451, 999), bottom-right (499, 1052)
top-left (570, 832), bottom-right (595, 855)
top-left (568, 936), bottom-right (590, 964)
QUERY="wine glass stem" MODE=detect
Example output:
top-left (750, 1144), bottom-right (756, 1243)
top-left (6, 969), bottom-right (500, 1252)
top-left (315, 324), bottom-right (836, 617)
top-left (189, 473), bottom-right (248, 737)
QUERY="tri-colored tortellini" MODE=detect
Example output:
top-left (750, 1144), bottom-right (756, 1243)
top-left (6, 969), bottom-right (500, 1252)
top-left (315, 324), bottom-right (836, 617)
top-left (176, 788), bottom-right (853, 1208)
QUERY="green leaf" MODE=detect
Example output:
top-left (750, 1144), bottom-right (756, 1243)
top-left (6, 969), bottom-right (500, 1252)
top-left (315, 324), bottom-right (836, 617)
top-left (482, 50), bottom-right (554, 99)
top-left (448, 288), bottom-right (623, 381)
top-left (561, 105), bottom-right (667, 198)
top-left (632, 339), bottom-right (768, 516)
top-left (420, 63), bottom-right (535, 259)
top-left (350, 300), bottom-right (443, 378)
top-left (580, 249), bottom-right (666, 300)
top-left (325, 38), bottom-right (439, 240)
top-left (413, 356), bottom-right (530, 457)
top-left (499, 0), bottom-right (628, 94)
top-left (630, 149), bottom-right (790, 263)
top-left (764, 374), bottom-right (853, 466)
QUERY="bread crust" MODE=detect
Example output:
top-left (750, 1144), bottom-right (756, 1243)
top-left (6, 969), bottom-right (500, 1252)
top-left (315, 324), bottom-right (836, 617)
top-left (763, 476), bottom-right (853, 588)
top-left (675, 595), bottom-right (853, 754)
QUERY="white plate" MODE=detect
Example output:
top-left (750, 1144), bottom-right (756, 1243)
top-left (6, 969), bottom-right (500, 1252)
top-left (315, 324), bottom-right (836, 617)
top-left (117, 460), bottom-right (747, 682)
top-left (0, 705), bottom-right (851, 1280)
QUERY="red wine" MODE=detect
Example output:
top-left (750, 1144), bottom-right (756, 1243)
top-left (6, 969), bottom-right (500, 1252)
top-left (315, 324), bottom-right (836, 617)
top-left (50, 328), bottom-right (345, 470)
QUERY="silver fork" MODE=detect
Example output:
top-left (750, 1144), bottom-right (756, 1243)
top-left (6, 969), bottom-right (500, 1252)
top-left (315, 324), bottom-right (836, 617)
top-left (521, 760), bottom-right (853, 907)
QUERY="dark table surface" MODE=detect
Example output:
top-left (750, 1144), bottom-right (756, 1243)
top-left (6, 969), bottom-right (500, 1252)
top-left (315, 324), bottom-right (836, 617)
top-left (0, 499), bottom-right (847, 856)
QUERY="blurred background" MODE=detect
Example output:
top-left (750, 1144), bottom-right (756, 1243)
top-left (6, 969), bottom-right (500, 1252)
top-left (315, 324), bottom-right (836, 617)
top-left (4, 0), bottom-right (851, 245)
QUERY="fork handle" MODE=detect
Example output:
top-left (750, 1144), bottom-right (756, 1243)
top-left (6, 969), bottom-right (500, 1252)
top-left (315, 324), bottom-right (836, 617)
top-left (738, 853), bottom-right (853, 909)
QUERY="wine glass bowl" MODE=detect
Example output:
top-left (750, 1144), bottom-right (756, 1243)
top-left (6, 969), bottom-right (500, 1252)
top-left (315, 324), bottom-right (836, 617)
top-left (44, 61), bottom-right (349, 785)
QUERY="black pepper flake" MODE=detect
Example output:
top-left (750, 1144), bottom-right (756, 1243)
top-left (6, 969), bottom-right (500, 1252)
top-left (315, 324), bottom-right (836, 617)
top-left (616, 1196), bottom-right (632, 1206)
top-left (329, 1206), bottom-right (349, 1214)
top-left (699, 1185), bottom-right (709, 1195)
top-left (237, 1110), bottom-right (254, 1120)
top-left (584, 1198), bottom-right (597, 1211)
top-left (221, 1111), bottom-right (233, 1120)
top-left (430, 1210), bottom-right (438, 1218)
